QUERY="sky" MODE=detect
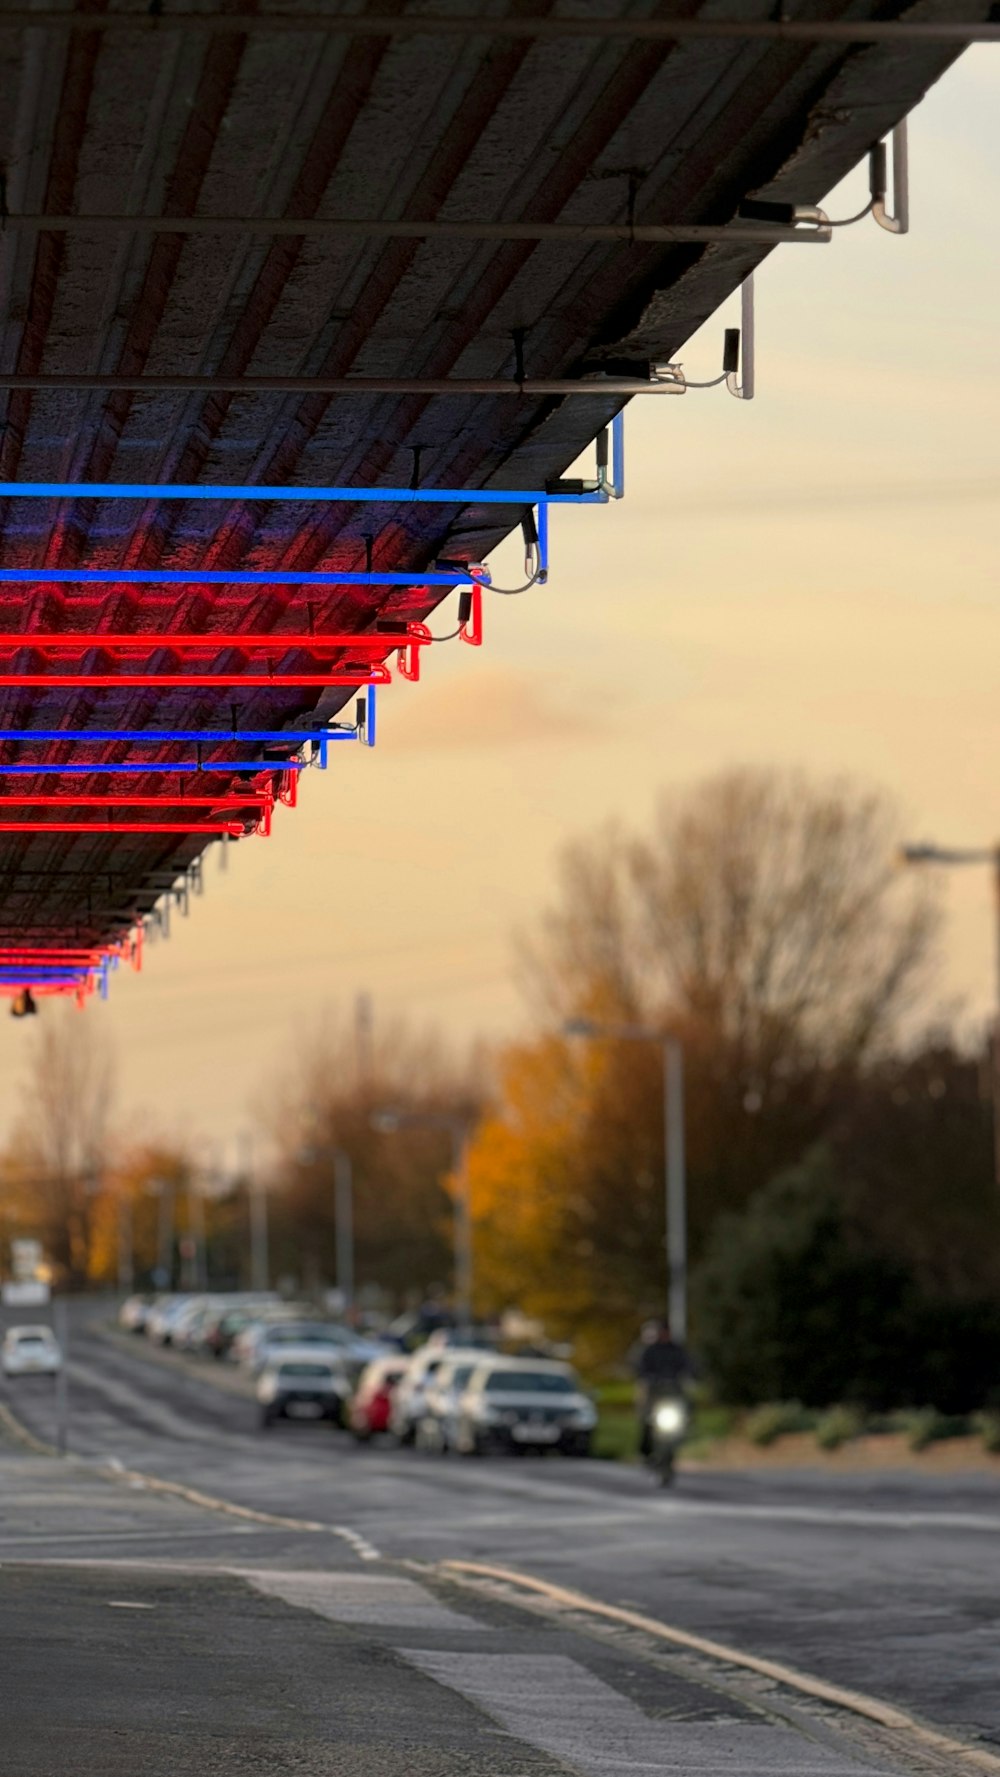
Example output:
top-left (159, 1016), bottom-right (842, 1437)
top-left (3, 47), bottom-right (1000, 1165)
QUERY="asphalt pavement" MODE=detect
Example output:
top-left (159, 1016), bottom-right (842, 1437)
top-left (1, 1301), bottom-right (998, 1776)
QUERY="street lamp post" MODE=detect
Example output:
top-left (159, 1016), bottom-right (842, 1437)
top-left (117, 1187), bottom-right (134, 1296)
top-left (299, 1139), bottom-right (354, 1314)
top-left (372, 1109), bottom-right (474, 1336)
top-left (901, 842), bottom-right (1000, 1187)
top-left (564, 1018), bottom-right (688, 1342)
top-left (239, 1131), bottom-right (269, 1294)
top-left (333, 1149), bottom-right (354, 1313)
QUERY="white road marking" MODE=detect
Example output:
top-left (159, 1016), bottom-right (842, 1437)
top-left (441, 1561), bottom-right (1000, 1775)
top-left (102, 1463), bottom-right (382, 1559)
top-left (248, 1570), bottom-right (482, 1631)
top-left (402, 1650), bottom-right (868, 1775)
top-left (0, 1398), bottom-right (382, 1560)
top-left (106, 1600), bottom-right (155, 1609)
top-left (651, 1498), bottom-right (1000, 1536)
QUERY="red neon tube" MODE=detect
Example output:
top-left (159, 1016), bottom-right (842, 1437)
top-left (0, 665), bottom-right (391, 689)
top-left (0, 629), bottom-right (429, 654)
top-left (0, 819), bottom-right (249, 835)
top-left (0, 949), bottom-right (103, 963)
top-left (0, 792), bottom-right (269, 808)
top-left (0, 983), bottom-right (83, 998)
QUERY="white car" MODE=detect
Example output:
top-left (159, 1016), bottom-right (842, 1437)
top-left (2, 1325), bottom-right (62, 1377)
top-left (389, 1346), bottom-right (489, 1445)
top-left (248, 1320), bottom-right (384, 1378)
top-left (256, 1351), bottom-right (351, 1429)
top-left (118, 1293), bottom-right (154, 1333)
top-left (454, 1358), bottom-right (596, 1457)
top-left (415, 1358), bottom-right (478, 1452)
top-left (145, 1295), bottom-right (196, 1345)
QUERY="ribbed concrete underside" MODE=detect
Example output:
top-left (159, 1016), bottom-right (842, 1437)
top-left (0, 2), bottom-right (976, 944)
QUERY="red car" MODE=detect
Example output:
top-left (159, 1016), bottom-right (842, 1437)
top-left (349, 1358), bottom-right (407, 1441)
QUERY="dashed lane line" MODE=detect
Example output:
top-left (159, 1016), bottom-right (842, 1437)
top-left (100, 1463), bottom-right (382, 1562)
top-left (440, 1559), bottom-right (1000, 1776)
top-left (0, 1400), bottom-right (380, 1562)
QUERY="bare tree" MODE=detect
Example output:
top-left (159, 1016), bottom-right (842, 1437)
top-left (629, 770), bottom-right (938, 1073)
top-left (527, 769), bottom-right (938, 1079)
top-left (261, 1008), bottom-right (483, 1304)
top-left (4, 1006), bottom-right (115, 1283)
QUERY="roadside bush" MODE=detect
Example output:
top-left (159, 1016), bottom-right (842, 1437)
top-left (692, 1150), bottom-right (915, 1408)
top-left (693, 1403), bottom-right (736, 1442)
top-left (815, 1405), bottom-right (865, 1451)
top-left (975, 1411), bottom-right (1000, 1454)
top-left (692, 1147), bottom-right (1000, 1412)
top-left (744, 1402), bottom-right (810, 1447)
top-left (902, 1408), bottom-right (970, 1451)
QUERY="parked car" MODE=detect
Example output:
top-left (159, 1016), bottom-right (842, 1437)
top-left (423, 1327), bottom-right (497, 1354)
top-left (169, 1298), bottom-right (215, 1351)
top-left (118, 1293), bottom-right (155, 1334)
top-left (2, 1325), bottom-right (62, 1377)
top-left (454, 1359), bottom-right (596, 1457)
top-left (415, 1358), bottom-right (478, 1451)
top-left (145, 1295), bottom-right (196, 1345)
top-left (248, 1320), bottom-right (383, 1378)
top-left (256, 1353), bottom-right (350, 1429)
top-left (389, 1346), bottom-right (487, 1445)
top-left (231, 1308), bottom-right (326, 1369)
top-left (348, 1356), bottom-right (408, 1442)
top-left (200, 1303), bottom-right (258, 1361)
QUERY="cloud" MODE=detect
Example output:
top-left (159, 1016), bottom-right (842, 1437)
top-left (385, 667), bottom-right (603, 751)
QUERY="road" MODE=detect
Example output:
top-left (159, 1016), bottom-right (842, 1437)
top-left (2, 1301), bottom-right (998, 1776)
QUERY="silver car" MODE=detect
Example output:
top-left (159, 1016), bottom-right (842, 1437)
top-left (454, 1359), bottom-right (596, 1457)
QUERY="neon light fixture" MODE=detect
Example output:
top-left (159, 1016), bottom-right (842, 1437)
top-left (0, 417), bottom-right (629, 594)
top-left (0, 420), bottom-right (625, 1010)
top-left (0, 627), bottom-right (429, 675)
top-left (0, 566), bottom-right (484, 586)
top-left (0, 792), bottom-right (270, 809)
top-left (0, 666), bottom-right (389, 689)
top-left (0, 760), bottom-right (312, 775)
top-left (0, 685), bottom-right (378, 760)
top-left (0, 819), bottom-right (251, 835)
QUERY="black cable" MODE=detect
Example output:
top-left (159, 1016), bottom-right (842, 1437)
top-left (826, 198), bottom-right (874, 228)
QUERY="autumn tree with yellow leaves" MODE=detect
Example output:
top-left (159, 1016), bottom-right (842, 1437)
top-left (466, 769), bottom-right (942, 1364)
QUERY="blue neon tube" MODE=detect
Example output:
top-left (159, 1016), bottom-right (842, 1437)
top-left (0, 567), bottom-right (485, 586)
top-left (0, 480), bottom-right (596, 505)
top-left (0, 966), bottom-right (90, 980)
top-left (0, 760), bottom-right (309, 774)
top-left (0, 728), bottom-right (355, 743)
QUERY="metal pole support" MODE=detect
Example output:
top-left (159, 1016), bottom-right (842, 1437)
top-left (664, 1040), bottom-right (688, 1342)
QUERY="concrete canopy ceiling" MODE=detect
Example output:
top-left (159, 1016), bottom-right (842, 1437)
top-left (0, 2), bottom-right (980, 957)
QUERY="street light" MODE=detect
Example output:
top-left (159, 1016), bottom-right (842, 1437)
top-left (237, 1131), bottom-right (269, 1295)
top-left (299, 1139), bottom-right (354, 1314)
top-left (371, 1108), bottom-right (474, 1336)
top-left (563, 1017), bottom-right (688, 1341)
top-left (900, 840), bottom-right (1000, 1186)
